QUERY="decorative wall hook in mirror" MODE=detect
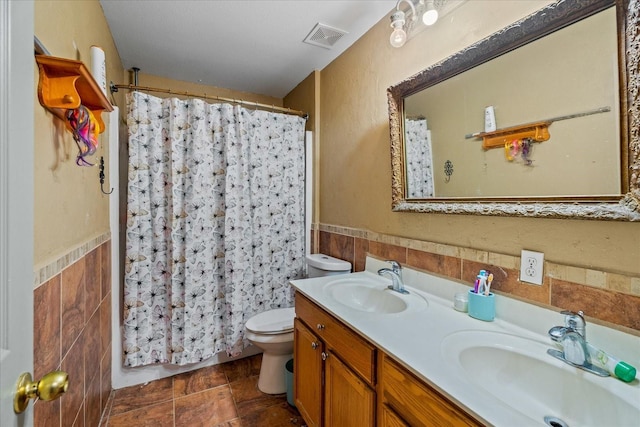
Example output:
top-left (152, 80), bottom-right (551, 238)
top-left (387, 0), bottom-right (640, 220)
top-left (444, 160), bottom-right (453, 183)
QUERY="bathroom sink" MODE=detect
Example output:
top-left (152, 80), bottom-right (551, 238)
top-left (440, 331), bottom-right (640, 426)
top-left (322, 278), bottom-right (427, 314)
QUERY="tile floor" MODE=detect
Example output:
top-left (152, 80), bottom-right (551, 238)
top-left (100, 354), bottom-right (305, 427)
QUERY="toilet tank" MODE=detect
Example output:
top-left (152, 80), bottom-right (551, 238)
top-left (306, 254), bottom-right (351, 278)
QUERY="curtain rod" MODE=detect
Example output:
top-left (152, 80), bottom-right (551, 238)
top-left (110, 83), bottom-right (308, 119)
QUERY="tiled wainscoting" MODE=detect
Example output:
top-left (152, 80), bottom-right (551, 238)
top-left (316, 224), bottom-right (640, 333)
top-left (33, 235), bottom-right (112, 427)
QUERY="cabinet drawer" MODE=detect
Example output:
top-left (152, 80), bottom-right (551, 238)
top-left (296, 293), bottom-right (376, 385)
top-left (381, 354), bottom-right (481, 427)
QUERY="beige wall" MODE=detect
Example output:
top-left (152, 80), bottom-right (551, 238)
top-left (285, 71), bottom-right (320, 234)
top-left (33, 0), bottom-right (285, 268)
top-left (34, 0), bottom-right (124, 267)
top-left (125, 71), bottom-right (283, 107)
top-left (284, 70), bottom-right (318, 133)
top-left (318, 0), bottom-right (640, 277)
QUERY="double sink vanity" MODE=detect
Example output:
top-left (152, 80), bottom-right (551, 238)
top-left (290, 257), bottom-right (640, 426)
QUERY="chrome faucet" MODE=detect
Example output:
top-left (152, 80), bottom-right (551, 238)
top-left (547, 310), bottom-right (608, 377)
top-left (563, 309), bottom-right (586, 340)
top-left (377, 260), bottom-right (409, 294)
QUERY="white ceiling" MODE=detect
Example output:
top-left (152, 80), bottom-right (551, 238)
top-left (100, 1), bottom-right (397, 98)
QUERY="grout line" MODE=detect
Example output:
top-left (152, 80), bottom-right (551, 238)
top-left (171, 376), bottom-right (175, 427)
top-left (229, 382), bottom-right (241, 423)
top-left (98, 389), bottom-right (115, 427)
top-left (106, 354), bottom-right (297, 425)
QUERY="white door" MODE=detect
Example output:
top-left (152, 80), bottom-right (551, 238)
top-left (0, 0), bottom-right (35, 425)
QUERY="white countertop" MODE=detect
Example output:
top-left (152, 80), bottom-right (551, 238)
top-left (290, 257), bottom-right (640, 427)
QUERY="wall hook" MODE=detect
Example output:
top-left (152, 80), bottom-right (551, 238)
top-left (99, 156), bottom-right (113, 195)
top-left (444, 160), bottom-right (454, 183)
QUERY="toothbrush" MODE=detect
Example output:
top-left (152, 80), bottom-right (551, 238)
top-left (477, 276), bottom-right (486, 295)
top-left (485, 273), bottom-right (494, 296)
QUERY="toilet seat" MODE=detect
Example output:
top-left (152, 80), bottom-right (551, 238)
top-left (246, 307), bottom-right (295, 335)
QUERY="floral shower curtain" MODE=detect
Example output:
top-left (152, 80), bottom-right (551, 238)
top-left (124, 91), bottom-right (306, 367)
top-left (405, 118), bottom-right (434, 198)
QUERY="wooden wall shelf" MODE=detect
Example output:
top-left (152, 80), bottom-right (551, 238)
top-left (474, 121), bottom-right (551, 150)
top-left (35, 55), bottom-right (113, 133)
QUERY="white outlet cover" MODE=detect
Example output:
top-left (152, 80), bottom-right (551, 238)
top-left (520, 249), bottom-right (544, 285)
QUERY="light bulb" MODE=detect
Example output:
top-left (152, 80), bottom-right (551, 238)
top-left (390, 28), bottom-right (407, 48)
top-left (422, 9), bottom-right (438, 26)
top-left (389, 10), bottom-right (407, 48)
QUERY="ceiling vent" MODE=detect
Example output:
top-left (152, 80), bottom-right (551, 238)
top-left (303, 23), bottom-right (348, 49)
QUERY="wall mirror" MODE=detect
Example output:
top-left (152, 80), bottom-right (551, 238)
top-left (387, 0), bottom-right (640, 220)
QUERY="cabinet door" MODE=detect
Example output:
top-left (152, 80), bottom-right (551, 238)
top-left (325, 351), bottom-right (375, 427)
top-left (380, 405), bottom-right (409, 427)
top-left (294, 319), bottom-right (323, 427)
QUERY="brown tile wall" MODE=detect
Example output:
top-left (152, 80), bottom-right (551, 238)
top-left (316, 227), bottom-right (640, 332)
top-left (34, 240), bottom-right (112, 427)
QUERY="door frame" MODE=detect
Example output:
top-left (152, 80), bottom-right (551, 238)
top-left (0, 0), bottom-right (35, 425)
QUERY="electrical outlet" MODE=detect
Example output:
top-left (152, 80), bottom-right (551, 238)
top-left (520, 250), bottom-right (544, 285)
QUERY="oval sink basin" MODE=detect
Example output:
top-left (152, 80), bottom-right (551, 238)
top-left (322, 278), bottom-right (427, 314)
top-left (441, 331), bottom-right (639, 426)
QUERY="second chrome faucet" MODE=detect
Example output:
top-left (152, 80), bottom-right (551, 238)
top-left (377, 260), bottom-right (409, 294)
top-left (547, 310), bottom-right (609, 377)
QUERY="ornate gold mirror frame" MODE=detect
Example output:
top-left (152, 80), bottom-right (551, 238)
top-left (387, 0), bottom-right (640, 220)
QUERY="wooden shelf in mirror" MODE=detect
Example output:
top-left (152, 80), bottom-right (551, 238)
top-left (35, 55), bottom-right (113, 133)
top-left (472, 121), bottom-right (551, 150)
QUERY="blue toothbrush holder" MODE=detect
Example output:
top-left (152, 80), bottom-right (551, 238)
top-left (467, 289), bottom-right (495, 321)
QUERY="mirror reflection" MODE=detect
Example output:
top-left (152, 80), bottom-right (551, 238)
top-left (387, 0), bottom-right (640, 220)
top-left (403, 6), bottom-right (620, 199)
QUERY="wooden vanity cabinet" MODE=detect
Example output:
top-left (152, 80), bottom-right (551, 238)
top-left (294, 293), bottom-right (376, 427)
top-left (379, 353), bottom-right (483, 427)
top-left (294, 293), bottom-right (483, 427)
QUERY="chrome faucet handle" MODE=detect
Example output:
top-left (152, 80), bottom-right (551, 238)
top-left (385, 260), bottom-right (402, 275)
top-left (561, 310), bottom-right (586, 339)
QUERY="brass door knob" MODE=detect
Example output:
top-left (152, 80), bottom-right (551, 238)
top-left (13, 371), bottom-right (69, 414)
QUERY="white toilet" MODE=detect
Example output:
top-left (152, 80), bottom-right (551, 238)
top-left (245, 253), bottom-right (351, 394)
